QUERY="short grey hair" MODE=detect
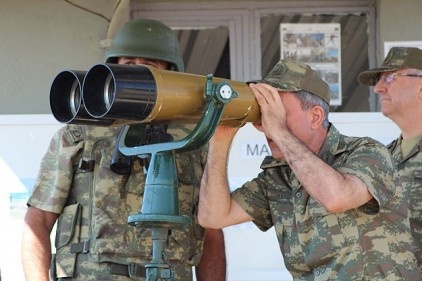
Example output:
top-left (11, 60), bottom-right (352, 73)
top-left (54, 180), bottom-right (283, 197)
top-left (295, 90), bottom-right (330, 129)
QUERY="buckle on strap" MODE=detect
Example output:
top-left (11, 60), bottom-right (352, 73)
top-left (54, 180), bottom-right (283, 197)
top-left (128, 263), bottom-right (146, 277)
top-left (109, 263), bottom-right (146, 277)
top-left (78, 159), bottom-right (95, 172)
top-left (70, 240), bottom-right (90, 254)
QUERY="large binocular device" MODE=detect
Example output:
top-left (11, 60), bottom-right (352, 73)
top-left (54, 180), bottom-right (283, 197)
top-left (50, 63), bottom-right (260, 127)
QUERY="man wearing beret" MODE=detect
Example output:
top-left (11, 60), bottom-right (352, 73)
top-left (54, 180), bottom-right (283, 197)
top-left (198, 59), bottom-right (420, 280)
top-left (359, 46), bottom-right (422, 271)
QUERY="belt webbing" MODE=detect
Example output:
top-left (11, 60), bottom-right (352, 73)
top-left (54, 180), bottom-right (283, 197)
top-left (70, 240), bottom-right (90, 254)
top-left (110, 263), bottom-right (146, 277)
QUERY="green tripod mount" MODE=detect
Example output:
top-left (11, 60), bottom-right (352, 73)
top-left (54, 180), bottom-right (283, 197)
top-left (118, 75), bottom-right (237, 281)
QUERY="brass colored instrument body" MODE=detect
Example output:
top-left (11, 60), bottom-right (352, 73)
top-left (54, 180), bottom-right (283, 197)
top-left (50, 64), bottom-right (260, 127)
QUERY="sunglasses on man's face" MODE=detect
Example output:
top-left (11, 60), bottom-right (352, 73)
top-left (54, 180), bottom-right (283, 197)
top-left (376, 72), bottom-right (422, 85)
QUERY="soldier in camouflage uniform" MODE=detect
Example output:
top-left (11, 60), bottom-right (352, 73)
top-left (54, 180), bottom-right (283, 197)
top-left (198, 59), bottom-right (421, 280)
top-left (21, 19), bottom-right (226, 281)
top-left (359, 46), bottom-right (422, 272)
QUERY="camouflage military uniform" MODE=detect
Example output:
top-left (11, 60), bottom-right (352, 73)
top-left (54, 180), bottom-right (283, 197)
top-left (388, 136), bottom-right (422, 271)
top-left (232, 124), bottom-right (420, 280)
top-left (28, 124), bottom-right (206, 280)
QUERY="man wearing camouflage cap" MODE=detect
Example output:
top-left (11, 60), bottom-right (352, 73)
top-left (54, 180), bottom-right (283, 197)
top-left (198, 59), bottom-right (420, 280)
top-left (359, 46), bottom-right (422, 270)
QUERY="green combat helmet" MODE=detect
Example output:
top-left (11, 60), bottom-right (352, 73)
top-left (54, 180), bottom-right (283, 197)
top-left (106, 18), bottom-right (184, 71)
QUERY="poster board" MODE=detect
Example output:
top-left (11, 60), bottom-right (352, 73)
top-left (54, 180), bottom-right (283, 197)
top-left (280, 23), bottom-right (342, 105)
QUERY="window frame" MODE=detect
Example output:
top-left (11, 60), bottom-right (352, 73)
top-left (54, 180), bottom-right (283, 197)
top-left (131, 0), bottom-right (378, 110)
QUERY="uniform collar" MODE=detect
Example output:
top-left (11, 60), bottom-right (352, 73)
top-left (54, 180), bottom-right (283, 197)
top-left (388, 135), bottom-right (422, 162)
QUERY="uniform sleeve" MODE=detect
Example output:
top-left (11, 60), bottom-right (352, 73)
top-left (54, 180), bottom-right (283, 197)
top-left (27, 125), bottom-right (84, 214)
top-left (336, 138), bottom-right (395, 208)
top-left (231, 172), bottom-right (274, 231)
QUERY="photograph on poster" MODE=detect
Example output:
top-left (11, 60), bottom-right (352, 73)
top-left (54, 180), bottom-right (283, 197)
top-left (280, 23), bottom-right (342, 106)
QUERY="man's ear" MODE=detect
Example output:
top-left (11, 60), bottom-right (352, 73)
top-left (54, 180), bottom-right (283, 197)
top-left (310, 106), bottom-right (324, 129)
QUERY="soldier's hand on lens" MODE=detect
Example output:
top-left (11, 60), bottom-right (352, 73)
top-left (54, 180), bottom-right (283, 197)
top-left (250, 83), bottom-right (287, 138)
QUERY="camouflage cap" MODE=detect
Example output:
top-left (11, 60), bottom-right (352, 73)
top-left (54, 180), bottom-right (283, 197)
top-left (248, 59), bottom-right (331, 104)
top-left (358, 47), bottom-right (422, 86)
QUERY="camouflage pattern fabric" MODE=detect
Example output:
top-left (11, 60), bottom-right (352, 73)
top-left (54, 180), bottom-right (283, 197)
top-left (388, 136), bottom-right (422, 272)
top-left (248, 59), bottom-right (331, 104)
top-left (358, 47), bottom-right (422, 86)
top-left (28, 124), bottom-right (207, 280)
top-left (231, 124), bottom-right (420, 280)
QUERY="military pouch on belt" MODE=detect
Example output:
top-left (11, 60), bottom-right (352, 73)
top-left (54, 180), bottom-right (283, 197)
top-left (54, 203), bottom-right (82, 278)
